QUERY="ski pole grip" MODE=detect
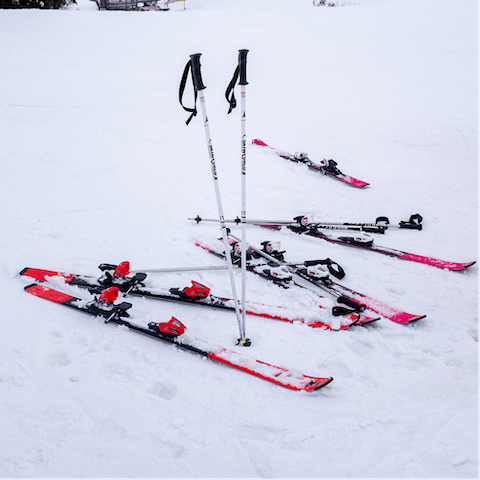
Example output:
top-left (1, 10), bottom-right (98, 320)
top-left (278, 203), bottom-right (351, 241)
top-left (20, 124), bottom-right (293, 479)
top-left (399, 214), bottom-right (423, 230)
top-left (337, 295), bottom-right (366, 312)
top-left (304, 259), bottom-right (324, 266)
top-left (238, 49), bottom-right (249, 86)
top-left (190, 53), bottom-right (206, 91)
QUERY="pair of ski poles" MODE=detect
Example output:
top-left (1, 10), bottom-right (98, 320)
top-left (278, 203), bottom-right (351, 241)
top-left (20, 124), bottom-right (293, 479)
top-left (179, 50), bottom-right (250, 346)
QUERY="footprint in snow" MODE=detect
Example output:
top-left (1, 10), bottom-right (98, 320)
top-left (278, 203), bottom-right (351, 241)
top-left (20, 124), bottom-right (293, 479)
top-left (147, 381), bottom-right (178, 400)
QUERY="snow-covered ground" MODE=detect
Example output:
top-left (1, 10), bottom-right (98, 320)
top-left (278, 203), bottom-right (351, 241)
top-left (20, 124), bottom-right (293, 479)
top-left (0, 0), bottom-right (478, 477)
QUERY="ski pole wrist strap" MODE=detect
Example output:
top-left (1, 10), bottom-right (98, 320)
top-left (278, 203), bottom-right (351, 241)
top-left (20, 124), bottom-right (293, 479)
top-left (225, 64), bottom-right (239, 114)
top-left (179, 59), bottom-right (198, 125)
top-left (226, 49), bottom-right (249, 114)
top-left (304, 258), bottom-right (346, 279)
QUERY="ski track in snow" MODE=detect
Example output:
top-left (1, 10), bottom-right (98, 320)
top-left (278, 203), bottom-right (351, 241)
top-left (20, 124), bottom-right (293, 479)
top-left (0, 0), bottom-right (478, 477)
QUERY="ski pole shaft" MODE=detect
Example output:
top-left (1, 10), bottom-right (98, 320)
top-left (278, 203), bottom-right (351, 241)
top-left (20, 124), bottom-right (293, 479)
top-left (189, 216), bottom-right (377, 230)
top-left (189, 53), bottom-right (246, 345)
top-left (239, 49), bottom-right (249, 344)
top-left (130, 265), bottom-right (237, 274)
top-left (189, 214), bottom-right (422, 232)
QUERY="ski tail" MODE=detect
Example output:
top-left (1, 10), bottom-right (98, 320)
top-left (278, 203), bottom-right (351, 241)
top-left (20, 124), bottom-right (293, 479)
top-left (24, 283), bottom-right (78, 306)
top-left (333, 289), bottom-right (425, 324)
top-left (20, 268), bottom-right (76, 284)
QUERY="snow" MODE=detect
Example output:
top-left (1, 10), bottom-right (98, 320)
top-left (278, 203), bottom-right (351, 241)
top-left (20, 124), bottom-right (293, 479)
top-left (0, 0), bottom-right (478, 477)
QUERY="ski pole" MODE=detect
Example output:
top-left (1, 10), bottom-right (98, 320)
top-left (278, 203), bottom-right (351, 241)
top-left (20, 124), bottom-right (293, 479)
top-left (183, 53), bottom-right (249, 346)
top-left (226, 49), bottom-right (249, 346)
top-left (188, 213), bottom-right (423, 233)
top-left (239, 49), bottom-right (249, 351)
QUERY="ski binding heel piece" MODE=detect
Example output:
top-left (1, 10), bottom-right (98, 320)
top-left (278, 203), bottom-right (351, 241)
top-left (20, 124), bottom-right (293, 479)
top-left (294, 152), bottom-right (309, 162)
top-left (306, 264), bottom-right (330, 280)
top-left (170, 281), bottom-right (210, 299)
top-left (149, 317), bottom-right (187, 337)
top-left (338, 234), bottom-right (374, 247)
top-left (259, 265), bottom-right (292, 281)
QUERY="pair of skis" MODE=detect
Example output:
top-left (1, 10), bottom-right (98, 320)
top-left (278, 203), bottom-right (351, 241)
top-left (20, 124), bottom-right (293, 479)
top-left (252, 139), bottom-right (369, 188)
top-left (190, 214), bottom-right (475, 272)
top-left (21, 279), bottom-right (332, 392)
top-left (19, 263), bottom-right (372, 331)
top-left (196, 236), bottom-right (426, 324)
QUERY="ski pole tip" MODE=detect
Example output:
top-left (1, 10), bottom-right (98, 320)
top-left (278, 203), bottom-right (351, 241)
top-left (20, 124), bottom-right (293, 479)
top-left (237, 337), bottom-right (252, 347)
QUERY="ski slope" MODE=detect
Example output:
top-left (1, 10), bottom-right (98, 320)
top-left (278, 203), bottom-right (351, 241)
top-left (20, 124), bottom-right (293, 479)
top-left (0, 0), bottom-right (478, 477)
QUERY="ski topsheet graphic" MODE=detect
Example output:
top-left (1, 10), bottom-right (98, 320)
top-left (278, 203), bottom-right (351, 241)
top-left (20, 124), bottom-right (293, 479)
top-left (23, 282), bottom-right (333, 392)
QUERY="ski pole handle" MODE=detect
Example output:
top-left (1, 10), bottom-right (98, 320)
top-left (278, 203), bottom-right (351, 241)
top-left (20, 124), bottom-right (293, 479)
top-left (238, 49), bottom-right (249, 85)
top-left (303, 259), bottom-right (326, 267)
top-left (399, 213), bottom-right (423, 230)
top-left (190, 53), bottom-right (206, 91)
top-left (337, 296), bottom-right (366, 312)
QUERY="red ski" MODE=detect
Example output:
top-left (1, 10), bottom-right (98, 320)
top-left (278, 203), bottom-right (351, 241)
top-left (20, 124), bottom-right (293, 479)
top-left (24, 283), bottom-right (333, 392)
top-left (19, 266), bottom-right (373, 330)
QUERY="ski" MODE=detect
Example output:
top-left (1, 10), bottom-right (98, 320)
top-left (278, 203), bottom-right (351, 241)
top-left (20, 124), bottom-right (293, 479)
top-left (23, 283), bottom-right (333, 392)
top-left (19, 265), bottom-right (363, 331)
top-left (252, 139), bottom-right (369, 188)
top-left (196, 237), bottom-right (425, 324)
top-left (258, 223), bottom-right (476, 272)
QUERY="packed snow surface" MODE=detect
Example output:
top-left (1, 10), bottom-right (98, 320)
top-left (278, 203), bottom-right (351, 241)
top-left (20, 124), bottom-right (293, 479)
top-left (0, 0), bottom-right (478, 477)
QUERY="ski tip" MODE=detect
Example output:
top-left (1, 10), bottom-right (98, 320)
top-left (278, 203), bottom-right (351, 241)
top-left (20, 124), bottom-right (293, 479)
top-left (439, 260), bottom-right (476, 271)
top-left (399, 255), bottom-right (476, 271)
top-left (408, 314), bottom-right (427, 323)
top-left (459, 261), bottom-right (476, 270)
top-left (252, 139), bottom-right (267, 146)
top-left (396, 313), bottom-right (426, 324)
